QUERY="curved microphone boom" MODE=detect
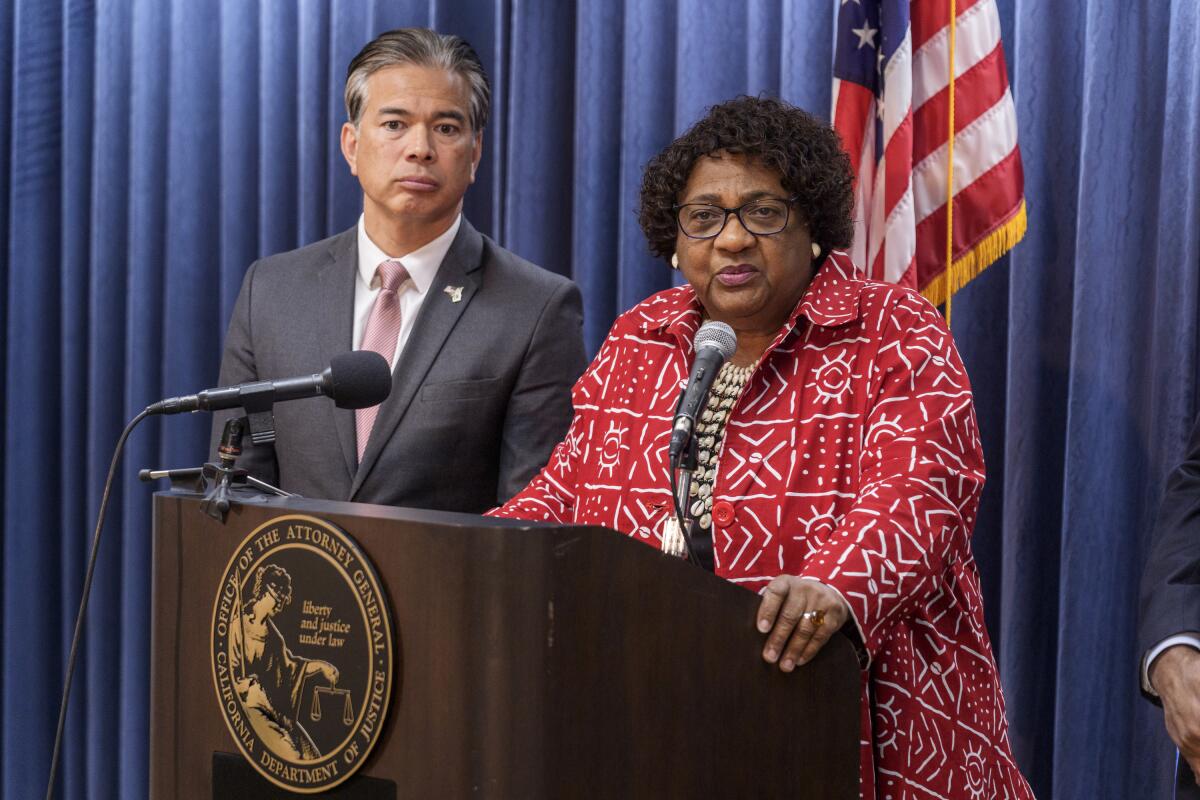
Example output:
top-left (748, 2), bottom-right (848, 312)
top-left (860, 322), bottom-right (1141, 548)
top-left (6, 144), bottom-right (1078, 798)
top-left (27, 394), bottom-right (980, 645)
top-left (146, 350), bottom-right (392, 415)
top-left (668, 321), bottom-right (737, 468)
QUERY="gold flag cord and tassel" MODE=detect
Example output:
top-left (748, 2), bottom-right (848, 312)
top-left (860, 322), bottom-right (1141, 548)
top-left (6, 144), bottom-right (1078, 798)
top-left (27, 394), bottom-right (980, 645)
top-left (921, 199), bottom-right (1028, 312)
top-left (942, 0), bottom-right (957, 325)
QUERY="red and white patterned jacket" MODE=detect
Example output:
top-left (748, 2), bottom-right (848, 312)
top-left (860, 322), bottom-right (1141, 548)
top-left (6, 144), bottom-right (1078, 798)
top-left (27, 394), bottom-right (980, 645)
top-left (492, 253), bottom-right (1033, 799)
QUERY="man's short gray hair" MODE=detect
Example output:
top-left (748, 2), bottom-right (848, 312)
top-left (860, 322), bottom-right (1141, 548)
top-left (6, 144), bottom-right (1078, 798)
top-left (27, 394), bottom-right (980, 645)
top-left (344, 28), bottom-right (491, 133)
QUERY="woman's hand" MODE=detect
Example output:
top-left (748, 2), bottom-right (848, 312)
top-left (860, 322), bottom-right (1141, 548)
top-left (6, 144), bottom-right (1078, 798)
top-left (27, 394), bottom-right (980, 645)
top-left (756, 576), bottom-right (850, 672)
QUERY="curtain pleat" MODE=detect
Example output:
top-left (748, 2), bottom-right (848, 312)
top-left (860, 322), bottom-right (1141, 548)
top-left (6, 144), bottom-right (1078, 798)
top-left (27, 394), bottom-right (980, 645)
top-left (3, 2), bottom-right (1200, 798)
top-left (614, 0), bottom-right (678, 315)
top-left (259, 1), bottom-right (300, 257)
top-left (218, 0), bottom-right (260, 322)
top-left (7, 1), bottom-right (69, 797)
top-left (573, 0), bottom-right (625, 347)
top-left (325, 3), bottom-right (373, 236)
top-left (296, 0), bottom-right (330, 248)
top-left (117, 7), bottom-right (170, 797)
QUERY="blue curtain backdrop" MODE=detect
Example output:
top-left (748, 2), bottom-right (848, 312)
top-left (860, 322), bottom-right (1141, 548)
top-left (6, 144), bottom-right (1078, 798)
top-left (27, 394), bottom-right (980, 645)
top-left (2, 0), bottom-right (1198, 797)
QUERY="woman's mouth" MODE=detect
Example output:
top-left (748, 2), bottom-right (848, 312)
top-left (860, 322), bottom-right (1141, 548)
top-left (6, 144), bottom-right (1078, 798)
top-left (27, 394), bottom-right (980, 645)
top-left (715, 264), bottom-right (758, 286)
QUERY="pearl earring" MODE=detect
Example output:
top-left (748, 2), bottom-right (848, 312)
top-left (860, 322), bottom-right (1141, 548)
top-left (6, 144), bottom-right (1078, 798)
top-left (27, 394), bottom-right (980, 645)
top-left (811, 242), bottom-right (821, 259)
top-left (670, 253), bottom-right (680, 270)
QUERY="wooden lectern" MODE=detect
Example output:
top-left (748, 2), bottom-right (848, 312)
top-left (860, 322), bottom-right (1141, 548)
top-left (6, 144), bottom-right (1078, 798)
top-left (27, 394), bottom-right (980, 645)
top-left (149, 490), bottom-right (860, 798)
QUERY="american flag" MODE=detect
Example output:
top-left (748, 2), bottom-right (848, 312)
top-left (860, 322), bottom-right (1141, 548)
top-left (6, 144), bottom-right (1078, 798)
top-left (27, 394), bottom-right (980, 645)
top-left (831, 0), bottom-right (1026, 304)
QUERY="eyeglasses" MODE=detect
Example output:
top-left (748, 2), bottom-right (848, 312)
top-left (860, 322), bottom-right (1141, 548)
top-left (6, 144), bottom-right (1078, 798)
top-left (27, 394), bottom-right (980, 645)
top-left (674, 196), bottom-right (798, 239)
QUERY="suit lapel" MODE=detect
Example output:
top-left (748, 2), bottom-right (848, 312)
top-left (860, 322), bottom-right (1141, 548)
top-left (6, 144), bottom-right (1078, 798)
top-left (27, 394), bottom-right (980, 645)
top-left (350, 218), bottom-right (484, 498)
top-left (312, 228), bottom-right (360, 483)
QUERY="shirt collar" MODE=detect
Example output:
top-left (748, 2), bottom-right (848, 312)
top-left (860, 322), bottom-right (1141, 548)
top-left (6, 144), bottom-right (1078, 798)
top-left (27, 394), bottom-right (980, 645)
top-left (637, 251), bottom-right (866, 339)
top-left (795, 251), bottom-right (865, 327)
top-left (356, 213), bottom-right (462, 295)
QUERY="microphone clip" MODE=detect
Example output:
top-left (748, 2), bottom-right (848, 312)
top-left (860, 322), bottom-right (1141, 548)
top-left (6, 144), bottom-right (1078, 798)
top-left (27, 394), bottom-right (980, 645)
top-left (672, 423), bottom-right (699, 474)
top-left (199, 417), bottom-right (249, 522)
top-left (238, 384), bottom-right (279, 446)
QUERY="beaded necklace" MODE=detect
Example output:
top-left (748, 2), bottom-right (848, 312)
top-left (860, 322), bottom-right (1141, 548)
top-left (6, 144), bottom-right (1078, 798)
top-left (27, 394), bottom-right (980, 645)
top-left (686, 361), bottom-right (753, 530)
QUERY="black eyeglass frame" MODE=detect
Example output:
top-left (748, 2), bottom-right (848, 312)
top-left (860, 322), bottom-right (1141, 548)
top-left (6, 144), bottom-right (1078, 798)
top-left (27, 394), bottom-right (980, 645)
top-left (672, 195), bottom-right (800, 240)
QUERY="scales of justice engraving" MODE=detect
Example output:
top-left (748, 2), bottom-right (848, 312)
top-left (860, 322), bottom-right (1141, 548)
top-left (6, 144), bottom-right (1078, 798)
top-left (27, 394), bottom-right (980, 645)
top-left (228, 563), bottom-right (347, 761)
top-left (311, 686), bottom-right (355, 725)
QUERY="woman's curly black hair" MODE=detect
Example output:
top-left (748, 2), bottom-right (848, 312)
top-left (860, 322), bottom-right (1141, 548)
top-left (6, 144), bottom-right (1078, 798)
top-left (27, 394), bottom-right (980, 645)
top-left (638, 96), bottom-right (855, 263)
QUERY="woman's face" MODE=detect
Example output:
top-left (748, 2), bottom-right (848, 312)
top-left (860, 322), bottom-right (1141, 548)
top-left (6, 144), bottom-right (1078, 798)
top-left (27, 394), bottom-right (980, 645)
top-left (674, 151), bottom-right (814, 336)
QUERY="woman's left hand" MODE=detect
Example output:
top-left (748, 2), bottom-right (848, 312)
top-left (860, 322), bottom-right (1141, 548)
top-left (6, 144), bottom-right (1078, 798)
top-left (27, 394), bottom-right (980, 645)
top-left (756, 576), bottom-right (851, 672)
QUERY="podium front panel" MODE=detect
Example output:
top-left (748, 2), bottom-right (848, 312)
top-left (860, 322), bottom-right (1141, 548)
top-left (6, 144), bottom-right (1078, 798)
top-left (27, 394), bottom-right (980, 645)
top-left (149, 491), bottom-right (859, 798)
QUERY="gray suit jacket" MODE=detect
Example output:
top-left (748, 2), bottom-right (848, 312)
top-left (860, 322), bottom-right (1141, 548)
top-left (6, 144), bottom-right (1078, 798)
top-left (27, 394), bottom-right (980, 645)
top-left (212, 218), bottom-right (587, 513)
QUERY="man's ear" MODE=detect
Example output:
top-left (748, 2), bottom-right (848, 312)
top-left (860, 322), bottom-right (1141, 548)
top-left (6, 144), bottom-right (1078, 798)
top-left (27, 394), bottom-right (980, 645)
top-left (470, 131), bottom-right (483, 183)
top-left (340, 122), bottom-right (360, 176)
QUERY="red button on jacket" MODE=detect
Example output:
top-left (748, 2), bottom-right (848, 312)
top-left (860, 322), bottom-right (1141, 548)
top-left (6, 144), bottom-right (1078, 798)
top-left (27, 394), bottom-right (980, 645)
top-left (711, 500), bottom-right (735, 527)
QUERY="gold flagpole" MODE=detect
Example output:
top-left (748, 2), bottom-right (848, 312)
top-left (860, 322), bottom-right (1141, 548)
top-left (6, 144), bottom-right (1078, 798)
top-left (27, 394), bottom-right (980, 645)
top-left (944, 0), bottom-right (958, 325)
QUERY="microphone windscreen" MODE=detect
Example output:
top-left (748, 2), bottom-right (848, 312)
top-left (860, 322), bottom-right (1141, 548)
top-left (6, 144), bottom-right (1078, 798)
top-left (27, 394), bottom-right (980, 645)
top-left (328, 351), bottom-right (392, 409)
top-left (694, 321), bottom-right (737, 359)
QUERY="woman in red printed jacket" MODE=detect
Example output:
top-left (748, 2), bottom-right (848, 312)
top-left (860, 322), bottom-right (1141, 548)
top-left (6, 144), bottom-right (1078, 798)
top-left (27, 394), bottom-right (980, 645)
top-left (491, 96), bottom-right (1034, 799)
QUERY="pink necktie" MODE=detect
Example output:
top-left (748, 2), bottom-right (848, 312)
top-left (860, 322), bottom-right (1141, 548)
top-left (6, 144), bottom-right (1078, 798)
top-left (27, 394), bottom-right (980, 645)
top-left (356, 260), bottom-right (409, 462)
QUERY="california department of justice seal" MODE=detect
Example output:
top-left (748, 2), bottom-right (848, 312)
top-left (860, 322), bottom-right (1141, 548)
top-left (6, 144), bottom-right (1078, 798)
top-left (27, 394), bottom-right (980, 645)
top-left (210, 515), bottom-right (395, 794)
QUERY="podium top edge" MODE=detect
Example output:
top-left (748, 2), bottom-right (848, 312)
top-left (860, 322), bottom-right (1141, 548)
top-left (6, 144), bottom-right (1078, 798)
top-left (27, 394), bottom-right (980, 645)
top-left (153, 488), bottom-right (584, 531)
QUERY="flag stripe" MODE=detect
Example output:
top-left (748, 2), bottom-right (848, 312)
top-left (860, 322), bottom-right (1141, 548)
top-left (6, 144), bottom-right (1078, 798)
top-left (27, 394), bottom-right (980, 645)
top-left (912, 89), bottom-right (1018, 224)
top-left (912, 0), bottom-right (1001, 110)
top-left (911, 0), bottom-right (986, 51)
top-left (913, 147), bottom-right (1024, 287)
top-left (867, 146), bottom-right (889, 276)
top-left (883, 110), bottom-right (914, 216)
top-left (911, 43), bottom-right (1008, 164)
top-left (884, 185), bottom-right (916, 284)
top-left (881, 28), bottom-right (914, 145)
top-left (848, 119), bottom-right (876, 277)
top-left (833, 80), bottom-right (875, 178)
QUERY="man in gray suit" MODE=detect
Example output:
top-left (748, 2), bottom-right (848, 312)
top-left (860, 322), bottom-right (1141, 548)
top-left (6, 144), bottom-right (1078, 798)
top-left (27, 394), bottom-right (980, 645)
top-left (213, 28), bottom-right (586, 513)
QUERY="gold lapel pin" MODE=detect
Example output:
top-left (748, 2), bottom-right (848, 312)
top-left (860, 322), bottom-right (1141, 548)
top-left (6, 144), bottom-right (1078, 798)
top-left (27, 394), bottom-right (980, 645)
top-left (444, 285), bottom-right (463, 303)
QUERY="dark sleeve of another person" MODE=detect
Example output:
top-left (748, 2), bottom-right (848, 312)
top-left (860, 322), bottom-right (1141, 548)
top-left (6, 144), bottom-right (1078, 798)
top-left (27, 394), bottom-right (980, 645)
top-left (495, 279), bottom-right (587, 505)
top-left (1139, 412), bottom-right (1200, 701)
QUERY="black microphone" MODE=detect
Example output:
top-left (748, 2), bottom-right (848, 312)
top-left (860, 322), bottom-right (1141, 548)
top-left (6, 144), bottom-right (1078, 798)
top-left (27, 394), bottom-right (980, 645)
top-left (668, 321), bottom-right (737, 467)
top-left (146, 350), bottom-right (392, 415)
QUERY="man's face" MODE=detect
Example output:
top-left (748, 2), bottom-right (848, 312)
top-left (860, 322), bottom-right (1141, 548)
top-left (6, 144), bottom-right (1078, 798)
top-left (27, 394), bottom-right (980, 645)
top-left (341, 64), bottom-right (482, 238)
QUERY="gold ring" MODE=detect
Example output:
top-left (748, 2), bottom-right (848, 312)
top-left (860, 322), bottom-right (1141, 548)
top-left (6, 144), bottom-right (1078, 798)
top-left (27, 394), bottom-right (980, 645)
top-left (801, 609), bottom-right (825, 627)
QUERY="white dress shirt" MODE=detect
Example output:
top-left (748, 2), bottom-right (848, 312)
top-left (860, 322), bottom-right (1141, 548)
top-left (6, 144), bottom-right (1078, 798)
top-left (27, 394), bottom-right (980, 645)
top-left (1142, 633), bottom-right (1200, 696)
top-left (352, 213), bottom-right (462, 368)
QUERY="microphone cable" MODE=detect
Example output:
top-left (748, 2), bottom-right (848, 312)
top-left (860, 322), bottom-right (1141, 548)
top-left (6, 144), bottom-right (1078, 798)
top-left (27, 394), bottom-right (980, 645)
top-left (45, 407), bottom-right (150, 800)
top-left (668, 390), bottom-right (704, 569)
top-left (668, 462), bottom-right (703, 569)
